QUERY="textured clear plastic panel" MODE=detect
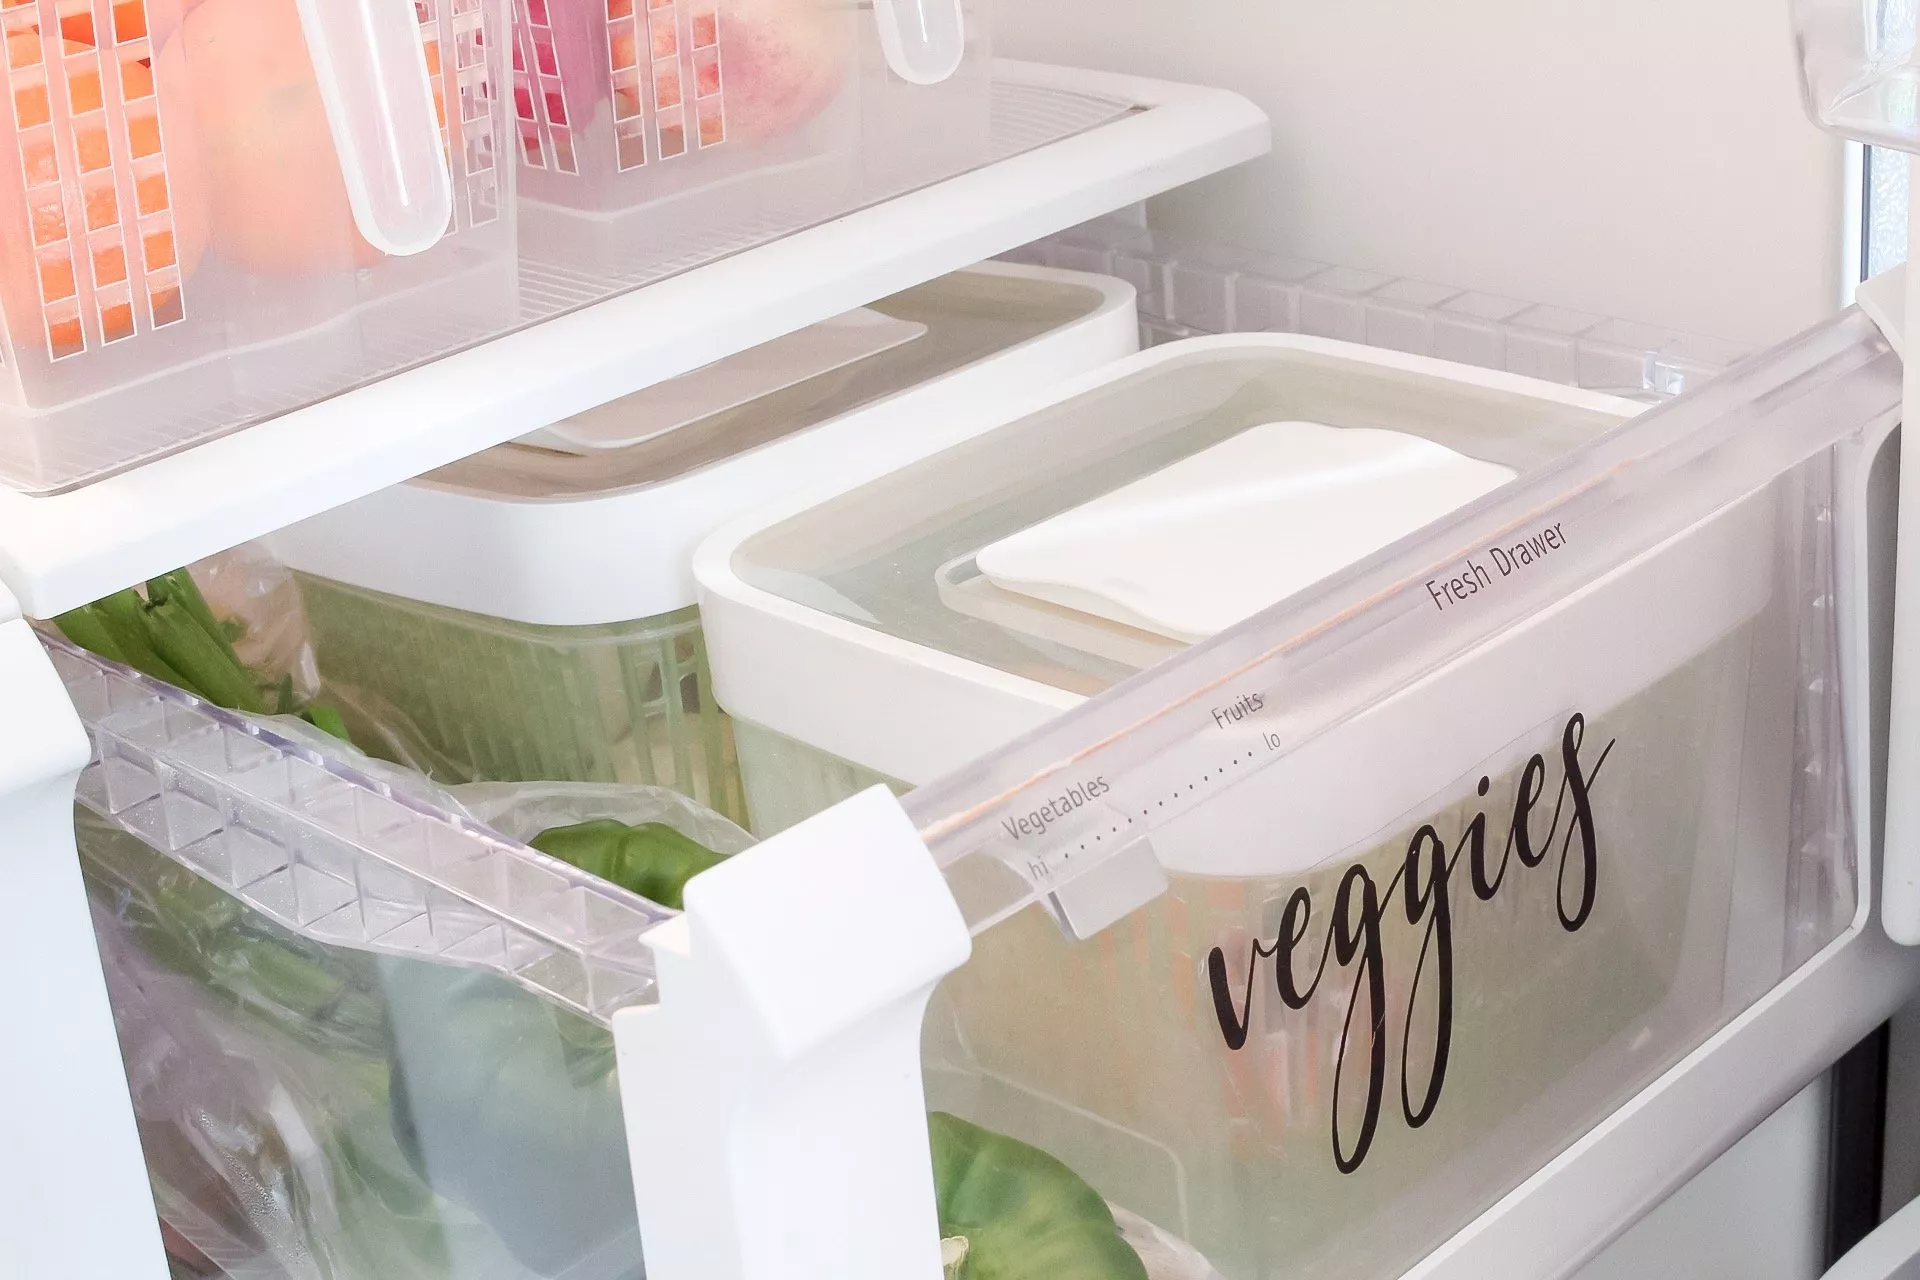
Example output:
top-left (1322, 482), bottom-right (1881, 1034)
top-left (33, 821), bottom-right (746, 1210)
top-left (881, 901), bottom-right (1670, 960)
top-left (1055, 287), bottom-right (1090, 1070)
top-left (1795, 0), bottom-right (1920, 150)
top-left (902, 311), bottom-right (1894, 1279)
top-left (49, 634), bottom-right (675, 1021)
top-left (1024, 218), bottom-right (1759, 400)
top-left (0, 0), bottom-right (518, 492)
top-left (294, 574), bottom-right (748, 825)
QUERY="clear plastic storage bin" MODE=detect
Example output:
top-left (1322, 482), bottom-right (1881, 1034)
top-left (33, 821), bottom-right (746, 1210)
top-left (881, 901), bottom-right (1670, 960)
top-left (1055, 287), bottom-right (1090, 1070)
top-left (510, 0), bottom-right (989, 276)
top-left (695, 334), bottom-right (1639, 828)
top-left (1793, 0), bottom-right (1920, 150)
top-left (47, 635), bottom-right (729, 1279)
top-left (267, 262), bottom-right (1137, 829)
top-left (0, 0), bottom-right (518, 492)
top-left (694, 315), bottom-right (1891, 1277)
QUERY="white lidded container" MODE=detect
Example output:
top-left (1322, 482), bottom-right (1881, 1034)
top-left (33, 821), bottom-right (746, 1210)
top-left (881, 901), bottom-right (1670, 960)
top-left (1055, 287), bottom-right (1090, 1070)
top-left (695, 334), bottom-right (1638, 832)
top-left (0, 0), bottom-right (518, 492)
top-left (265, 261), bottom-right (1136, 828)
top-left (689, 326), bottom-right (1890, 1277)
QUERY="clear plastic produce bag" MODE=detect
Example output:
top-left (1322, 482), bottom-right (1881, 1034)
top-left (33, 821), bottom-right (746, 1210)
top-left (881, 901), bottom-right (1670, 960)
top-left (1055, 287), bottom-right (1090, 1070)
top-left (63, 545), bottom-right (1221, 1279)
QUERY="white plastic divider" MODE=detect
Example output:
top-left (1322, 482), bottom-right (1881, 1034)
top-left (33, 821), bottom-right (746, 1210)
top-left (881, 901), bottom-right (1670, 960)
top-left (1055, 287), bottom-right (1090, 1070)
top-left (1823, 1193), bottom-right (1920, 1279)
top-left (0, 62), bottom-right (1267, 621)
top-left (0, 586), bottom-right (168, 1280)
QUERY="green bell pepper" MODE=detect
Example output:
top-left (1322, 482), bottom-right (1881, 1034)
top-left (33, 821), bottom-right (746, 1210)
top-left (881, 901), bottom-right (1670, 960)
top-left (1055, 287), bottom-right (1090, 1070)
top-left (529, 818), bottom-right (728, 910)
top-left (930, 1111), bottom-right (1148, 1280)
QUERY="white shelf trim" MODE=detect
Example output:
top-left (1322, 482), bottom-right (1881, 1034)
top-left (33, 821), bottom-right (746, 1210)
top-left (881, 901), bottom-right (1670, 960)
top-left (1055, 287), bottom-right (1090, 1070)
top-left (0, 61), bottom-right (1268, 619)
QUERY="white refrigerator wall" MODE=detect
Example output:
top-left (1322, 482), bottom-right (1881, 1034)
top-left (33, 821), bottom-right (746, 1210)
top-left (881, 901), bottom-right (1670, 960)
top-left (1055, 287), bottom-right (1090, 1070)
top-left (1571, 1080), bottom-right (1832, 1280)
top-left (999, 0), bottom-right (1846, 348)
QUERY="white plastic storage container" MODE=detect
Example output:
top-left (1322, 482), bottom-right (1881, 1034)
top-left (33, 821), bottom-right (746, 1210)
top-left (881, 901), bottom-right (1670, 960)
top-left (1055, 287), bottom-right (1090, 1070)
top-left (46, 634), bottom-right (734, 1279)
top-left (265, 262), bottom-right (1136, 828)
top-left (695, 334), bottom-right (1639, 832)
top-left (0, 0), bottom-right (518, 493)
top-left (671, 314), bottom-right (1890, 1279)
top-left (510, 0), bottom-right (989, 276)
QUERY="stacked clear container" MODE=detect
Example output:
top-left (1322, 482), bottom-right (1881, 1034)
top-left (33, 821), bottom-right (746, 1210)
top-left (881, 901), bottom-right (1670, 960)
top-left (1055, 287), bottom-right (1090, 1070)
top-left (690, 318), bottom-right (1894, 1276)
top-left (509, 0), bottom-right (990, 276)
top-left (268, 264), bottom-right (1138, 832)
top-left (49, 636), bottom-right (703, 1279)
top-left (0, 0), bottom-right (517, 492)
top-left (1793, 0), bottom-right (1920, 150)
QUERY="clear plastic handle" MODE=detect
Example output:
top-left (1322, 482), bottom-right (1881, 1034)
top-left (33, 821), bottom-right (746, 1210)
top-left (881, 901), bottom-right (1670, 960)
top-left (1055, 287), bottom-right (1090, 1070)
top-left (292, 0), bottom-right (454, 257)
top-left (872, 0), bottom-right (965, 85)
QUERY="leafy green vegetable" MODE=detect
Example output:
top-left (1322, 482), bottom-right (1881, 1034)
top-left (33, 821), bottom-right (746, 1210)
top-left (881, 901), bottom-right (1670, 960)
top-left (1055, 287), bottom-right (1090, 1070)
top-left (52, 603), bottom-right (126, 665)
top-left (54, 566), bottom-right (353, 745)
top-left (302, 702), bottom-right (352, 742)
top-left (530, 818), bottom-right (728, 909)
top-left (86, 588), bottom-right (193, 688)
top-left (930, 1111), bottom-right (1148, 1280)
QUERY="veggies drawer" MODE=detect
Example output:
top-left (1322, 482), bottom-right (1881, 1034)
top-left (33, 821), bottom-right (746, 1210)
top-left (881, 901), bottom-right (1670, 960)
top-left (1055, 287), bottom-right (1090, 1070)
top-left (672, 316), bottom-right (1890, 1277)
top-left (48, 634), bottom-right (720, 1279)
top-left (266, 261), bottom-right (1137, 830)
top-left (0, 0), bottom-right (518, 493)
top-left (510, 0), bottom-right (989, 276)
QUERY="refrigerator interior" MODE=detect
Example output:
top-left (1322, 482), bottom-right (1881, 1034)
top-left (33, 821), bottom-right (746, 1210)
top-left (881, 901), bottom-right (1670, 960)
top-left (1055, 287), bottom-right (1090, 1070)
top-left (4, 1), bottom-right (1920, 1278)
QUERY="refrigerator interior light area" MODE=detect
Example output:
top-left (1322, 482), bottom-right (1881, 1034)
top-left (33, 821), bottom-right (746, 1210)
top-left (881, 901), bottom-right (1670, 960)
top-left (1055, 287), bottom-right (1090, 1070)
top-left (622, 306), bottom-right (1920, 1280)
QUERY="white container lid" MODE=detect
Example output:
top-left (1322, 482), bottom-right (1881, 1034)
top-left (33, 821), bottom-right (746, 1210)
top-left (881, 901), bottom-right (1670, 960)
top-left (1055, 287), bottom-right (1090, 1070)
top-left (265, 262), bottom-right (1139, 626)
top-left (972, 421), bottom-right (1517, 644)
top-left (695, 334), bottom-right (1650, 798)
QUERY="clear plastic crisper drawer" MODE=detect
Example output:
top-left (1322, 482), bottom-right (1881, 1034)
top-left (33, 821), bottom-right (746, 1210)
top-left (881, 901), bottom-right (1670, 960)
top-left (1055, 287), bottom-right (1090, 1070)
top-left (51, 633), bottom-right (689, 1277)
top-left (51, 634), bottom-right (674, 1020)
top-left (896, 309), bottom-right (1897, 1280)
top-left (1794, 0), bottom-right (1920, 149)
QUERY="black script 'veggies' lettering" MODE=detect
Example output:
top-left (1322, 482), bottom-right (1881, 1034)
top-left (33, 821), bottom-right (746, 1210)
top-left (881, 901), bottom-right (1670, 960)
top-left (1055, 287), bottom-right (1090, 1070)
top-left (1204, 710), bottom-right (1616, 1174)
top-left (1402, 824), bottom-right (1451, 1129)
top-left (1330, 865), bottom-right (1386, 1174)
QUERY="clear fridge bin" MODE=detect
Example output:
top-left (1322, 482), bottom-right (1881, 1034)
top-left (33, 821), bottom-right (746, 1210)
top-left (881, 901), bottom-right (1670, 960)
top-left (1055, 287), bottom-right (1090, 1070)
top-left (690, 317), bottom-right (1890, 1276)
top-left (694, 334), bottom-right (1639, 831)
top-left (267, 262), bottom-right (1137, 833)
top-left (1793, 0), bottom-right (1920, 150)
top-left (510, 0), bottom-right (990, 277)
top-left (0, 0), bottom-right (518, 493)
top-left (48, 633), bottom-right (689, 1280)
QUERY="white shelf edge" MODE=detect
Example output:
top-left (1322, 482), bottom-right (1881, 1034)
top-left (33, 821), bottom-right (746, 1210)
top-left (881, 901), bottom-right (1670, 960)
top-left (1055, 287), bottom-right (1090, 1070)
top-left (1408, 917), bottom-right (1920, 1280)
top-left (0, 61), bottom-right (1269, 619)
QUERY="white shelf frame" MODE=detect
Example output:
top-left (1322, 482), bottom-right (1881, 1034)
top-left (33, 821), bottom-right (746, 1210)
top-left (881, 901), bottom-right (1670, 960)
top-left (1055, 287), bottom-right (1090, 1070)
top-left (0, 61), bottom-right (1267, 620)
